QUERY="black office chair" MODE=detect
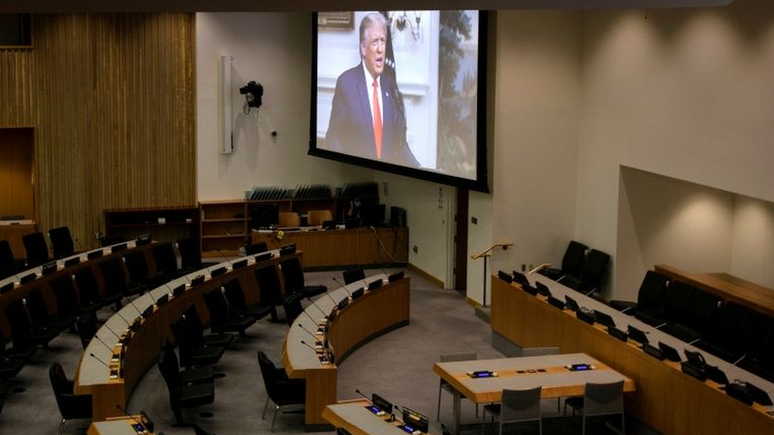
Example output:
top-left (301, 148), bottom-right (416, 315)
top-left (51, 274), bottom-right (100, 318)
top-left (157, 343), bottom-right (215, 426)
top-left (563, 249), bottom-right (609, 295)
top-left (540, 240), bottom-right (587, 282)
top-left (0, 328), bottom-right (36, 364)
top-left (0, 240), bottom-right (23, 279)
top-left (245, 242), bottom-right (268, 255)
top-left (564, 381), bottom-right (625, 435)
top-left (257, 351), bottom-right (305, 431)
top-left (610, 270), bottom-right (669, 314)
top-left (281, 257), bottom-right (327, 297)
top-left (342, 267), bottom-right (366, 285)
top-left (76, 312), bottom-right (98, 349)
top-left (100, 257), bottom-right (146, 305)
top-left (282, 293), bottom-right (305, 327)
top-left (695, 301), bottom-right (751, 363)
top-left (49, 362), bottom-right (93, 435)
top-left (0, 339), bottom-right (25, 380)
top-left (222, 278), bottom-right (272, 321)
top-left (254, 265), bottom-right (291, 321)
top-left (73, 266), bottom-right (109, 310)
top-left (152, 242), bottom-right (180, 280)
top-left (663, 288), bottom-right (721, 343)
top-left (5, 299), bottom-right (59, 348)
top-left (124, 250), bottom-right (168, 288)
top-left (159, 338), bottom-right (215, 385)
top-left (181, 304), bottom-right (235, 348)
top-left (48, 226), bottom-right (76, 259)
top-left (203, 288), bottom-right (255, 336)
top-left (169, 316), bottom-right (225, 369)
top-left (177, 236), bottom-right (202, 274)
top-left (24, 288), bottom-right (75, 333)
top-left (22, 231), bottom-right (50, 267)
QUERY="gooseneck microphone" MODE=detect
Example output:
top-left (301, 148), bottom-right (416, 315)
top-left (102, 322), bottom-right (123, 339)
top-left (306, 296), bottom-right (328, 318)
top-left (115, 404), bottom-right (149, 432)
top-left (324, 282), bottom-right (339, 305)
top-left (111, 307), bottom-right (131, 326)
top-left (298, 323), bottom-right (321, 342)
top-left (355, 389), bottom-right (371, 402)
top-left (147, 291), bottom-right (157, 304)
top-left (332, 277), bottom-right (353, 297)
top-left (126, 297), bottom-right (143, 316)
top-left (93, 335), bottom-right (117, 354)
top-left (300, 340), bottom-right (320, 353)
top-left (89, 353), bottom-right (113, 370)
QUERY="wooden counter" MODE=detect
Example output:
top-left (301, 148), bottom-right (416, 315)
top-left (0, 219), bottom-right (36, 259)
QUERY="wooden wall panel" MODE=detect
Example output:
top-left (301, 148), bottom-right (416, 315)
top-left (0, 128), bottom-right (34, 218)
top-left (0, 13), bottom-right (195, 250)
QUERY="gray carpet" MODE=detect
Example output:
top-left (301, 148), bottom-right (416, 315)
top-left (0, 268), bottom-right (653, 435)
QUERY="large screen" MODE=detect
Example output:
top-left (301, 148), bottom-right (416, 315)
top-left (310, 11), bottom-right (488, 192)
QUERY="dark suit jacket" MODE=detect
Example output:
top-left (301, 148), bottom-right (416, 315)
top-left (325, 63), bottom-right (419, 167)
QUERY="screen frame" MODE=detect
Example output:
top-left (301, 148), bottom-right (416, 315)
top-left (309, 11), bottom-right (490, 193)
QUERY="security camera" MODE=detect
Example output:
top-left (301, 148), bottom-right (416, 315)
top-left (239, 81), bottom-right (263, 109)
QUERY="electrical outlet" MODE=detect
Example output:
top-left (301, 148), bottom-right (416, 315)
top-left (471, 217), bottom-right (478, 225)
top-left (412, 245), bottom-right (419, 254)
top-left (521, 264), bottom-right (526, 272)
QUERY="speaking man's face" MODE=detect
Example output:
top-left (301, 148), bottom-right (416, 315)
top-left (361, 22), bottom-right (386, 79)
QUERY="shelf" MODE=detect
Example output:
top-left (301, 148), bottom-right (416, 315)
top-left (110, 222), bottom-right (194, 228)
top-left (201, 234), bottom-right (246, 239)
top-left (202, 218), bottom-right (245, 223)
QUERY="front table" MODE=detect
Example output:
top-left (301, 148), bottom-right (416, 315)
top-left (324, 399), bottom-right (435, 435)
top-left (433, 353), bottom-right (635, 435)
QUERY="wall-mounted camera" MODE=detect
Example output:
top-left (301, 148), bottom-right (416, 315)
top-left (240, 81), bottom-right (263, 111)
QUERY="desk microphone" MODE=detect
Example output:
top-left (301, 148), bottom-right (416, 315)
top-left (298, 323), bottom-right (322, 342)
top-left (94, 334), bottom-right (118, 354)
top-left (306, 296), bottom-right (328, 318)
top-left (323, 284), bottom-right (339, 305)
top-left (115, 404), bottom-right (151, 432)
top-left (300, 340), bottom-right (321, 354)
top-left (332, 277), bottom-right (353, 297)
top-left (355, 389), bottom-right (372, 402)
top-left (101, 322), bottom-right (122, 339)
top-left (146, 291), bottom-right (157, 305)
top-left (216, 249), bottom-right (233, 268)
top-left (299, 308), bottom-right (319, 326)
top-left (126, 297), bottom-right (144, 316)
top-left (112, 307), bottom-right (132, 325)
top-left (89, 352), bottom-right (114, 371)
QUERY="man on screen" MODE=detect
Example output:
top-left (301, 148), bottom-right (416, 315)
top-left (326, 13), bottom-right (419, 167)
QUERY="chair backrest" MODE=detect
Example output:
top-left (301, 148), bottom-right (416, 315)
top-left (278, 212), bottom-right (301, 227)
top-left (48, 226), bottom-right (75, 259)
top-left (245, 242), bottom-right (268, 255)
top-left (203, 288), bottom-right (229, 326)
top-left (51, 274), bottom-right (79, 315)
top-left (440, 352), bottom-right (478, 363)
top-left (500, 387), bottom-right (542, 425)
top-left (740, 309), bottom-right (774, 350)
top-left (23, 231), bottom-right (49, 266)
top-left (257, 351), bottom-right (282, 401)
top-left (580, 249), bottom-right (609, 291)
top-left (663, 281), bottom-right (696, 320)
top-left (99, 257), bottom-right (128, 294)
top-left (222, 279), bottom-right (248, 312)
top-left (152, 242), bottom-right (179, 277)
top-left (684, 288), bottom-right (721, 333)
top-left (307, 210), bottom-right (333, 226)
top-left (177, 236), bottom-right (202, 271)
top-left (157, 345), bottom-right (181, 404)
top-left (711, 301), bottom-right (750, 342)
top-left (74, 267), bottom-right (101, 304)
top-left (0, 240), bottom-right (16, 277)
top-left (5, 299), bottom-right (32, 340)
top-left (283, 293), bottom-right (304, 327)
top-left (582, 381), bottom-right (624, 418)
top-left (280, 257), bottom-right (305, 293)
top-left (170, 316), bottom-right (197, 367)
top-left (24, 288), bottom-right (50, 328)
top-left (182, 304), bottom-right (205, 343)
top-left (49, 362), bottom-right (72, 413)
top-left (637, 271), bottom-right (669, 311)
top-left (342, 267), bottom-right (365, 285)
top-left (123, 250), bottom-right (151, 283)
top-left (561, 240), bottom-right (587, 278)
top-left (77, 312), bottom-right (98, 349)
top-left (255, 266), bottom-right (282, 302)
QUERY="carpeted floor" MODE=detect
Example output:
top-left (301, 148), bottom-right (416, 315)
top-left (0, 268), bottom-right (649, 435)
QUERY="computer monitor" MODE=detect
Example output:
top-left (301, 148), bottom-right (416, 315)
top-left (250, 203), bottom-right (279, 230)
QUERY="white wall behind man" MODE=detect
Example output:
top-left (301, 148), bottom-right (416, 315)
top-left (197, 12), bottom-right (373, 201)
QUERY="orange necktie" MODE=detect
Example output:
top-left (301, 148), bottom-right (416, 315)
top-left (372, 79), bottom-right (382, 159)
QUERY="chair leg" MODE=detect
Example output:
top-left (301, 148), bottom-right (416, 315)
top-left (262, 398), bottom-right (270, 419)
top-left (174, 408), bottom-right (186, 426)
top-left (581, 414), bottom-right (586, 435)
top-left (436, 383), bottom-right (443, 421)
top-left (622, 414), bottom-right (626, 435)
top-left (58, 418), bottom-right (66, 435)
top-left (270, 405), bottom-right (280, 432)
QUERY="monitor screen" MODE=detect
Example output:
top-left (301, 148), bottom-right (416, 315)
top-left (311, 11), bottom-right (488, 192)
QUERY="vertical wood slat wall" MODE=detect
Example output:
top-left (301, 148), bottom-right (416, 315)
top-left (0, 13), bottom-right (196, 251)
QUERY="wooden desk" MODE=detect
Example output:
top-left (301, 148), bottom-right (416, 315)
top-left (655, 264), bottom-right (774, 317)
top-left (283, 275), bottom-right (410, 429)
top-left (252, 227), bottom-right (408, 269)
top-left (0, 240), bottom-right (154, 339)
top-left (324, 399), bottom-right (435, 435)
top-left (74, 249), bottom-right (300, 421)
top-left (87, 416), bottom-right (154, 435)
top-left (491, 274), bottom-right (774, 435)
top-left (0, 219), bottom-right (36, 259)
top-left (434, 354), bottom-right (634, 435)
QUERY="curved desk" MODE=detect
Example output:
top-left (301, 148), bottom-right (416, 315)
top-left (323, 399), bottom-right (436, 435)
top-left (283, 275), bottom-right (410, 429)
top-left (75, 248), bottom-right (299, 421)
top-left (491, 273), bottom-right (774, 435)
top-left (0, 240), bottom-right (154, 339)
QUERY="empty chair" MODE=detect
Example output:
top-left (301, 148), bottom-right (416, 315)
top-left (124, 250), bottom-right (167, 288)
top-left (181, 304), bottom-right (234, 348)
top-left (76, 312), bottom-right (98, 349)
top-left (245, 242), bottom-right (268, 256)
top-left (223, 278), bottom-right (272, 321)
top-left (278, 212), bottom-right (301, 227)
top-left (280, 257), bottom-right (326, 297)
top-left (22, 231), bottom-right (49, 267)
top-left (695, 301), bottom-right (751, 363)
top-left (24, 288), bottom-right (75, 333)
top-left (160, 338), bottom-right (215, 385)
top-left (177, 236), bottom-right (202, 274)
top-left (99, 257), bottom-right (142, 306)
top-left (255, 265), bottom-right (290, 321)
top-left (257, 351), bottom-right (305, 431)
top-left (0, 330), bottom-right (25, 379)
top-left (73, 267), bottom-right (108, 310)
top-left (540, 240), bottom-right (587, 282)
top-left (48, 226), bottom-right (76, 259)
top-left (563, 249), bottom-right (610, 295)
top-left (663, 288), bottom-right (721, 342)
top-left (170, 316), bottom-right (225, 369)
top-left (152, 242), bottom-right (180, 280)
top-left (4, 299), bottom-right (59, 348)
top-left (49, 362), bottom-right (92, 435)
top-left (609, 270), bottom-right (669, 314)
top-left (0, 325), bottom-right (36, 363)
top-left (0, 240), bottom-right (23, 279)
top-left (482, 387), bottom-right (542, 435)
top-left (157, 342), bottom-right (215, 426)
top-left (203, 288), bottom-right (255, 336)
top-left (342, 267), bottom-right (366, 285)
top-left (636, 280), bottom-right (696, 327)
top-left (564, 381), bottom-right (625, 435)
top-left (283, 293), bottom-right (305, 327)
top-left (307, 209), bottom-right (333, 226)
top-left (51, 274), bottom-right (100, 317)
top-left (437, 352), bottom-right (478, 421)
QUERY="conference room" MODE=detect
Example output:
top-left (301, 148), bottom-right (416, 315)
top-left (2, 0), bottom-right (774, 434)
